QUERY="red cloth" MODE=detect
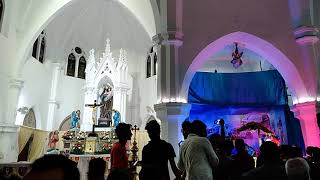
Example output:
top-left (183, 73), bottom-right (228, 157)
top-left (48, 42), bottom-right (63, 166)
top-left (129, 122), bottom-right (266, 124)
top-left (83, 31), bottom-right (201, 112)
top-left (110, 142), bottom-right (128, 169)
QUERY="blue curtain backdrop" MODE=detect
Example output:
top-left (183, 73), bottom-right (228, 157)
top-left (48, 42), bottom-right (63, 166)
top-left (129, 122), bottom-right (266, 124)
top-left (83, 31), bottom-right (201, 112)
top-left (188, 70), bottom-right (304, 147)
top-left (188, 70), bottom-right (288, 106)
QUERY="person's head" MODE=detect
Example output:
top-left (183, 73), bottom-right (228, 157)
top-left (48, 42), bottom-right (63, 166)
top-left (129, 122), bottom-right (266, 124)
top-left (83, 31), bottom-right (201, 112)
top-left (76, 110), bottom-right (80, 115)
top-left (222, 140), bottom-right (234, 156)
top-left (115, 123), bottom-right (132, 142)
top-left (191, 120), bottom-right (207, 137)
top-left (181, 120), bottom-right (192, 139)
top-left (280, 144), bottom-right (292, 161)
top-left (306, 146), bottom-right (314, 157)
top-left (259, 141), bottom-right (280, 163)
top-left (145, 120), bottom-right (161, 140)
top-left (235, 138), bottom-right (246, 152)
top-left (23, 155), bottom-right (79, 180)
top-left (88, 158), bottom-right (106, 180)
top-left (107, 169), bottom-right (130, 180)
top-left (285, 157), bottom-right (311, 180)
top-left (291, 146), bottom-right (303, 158)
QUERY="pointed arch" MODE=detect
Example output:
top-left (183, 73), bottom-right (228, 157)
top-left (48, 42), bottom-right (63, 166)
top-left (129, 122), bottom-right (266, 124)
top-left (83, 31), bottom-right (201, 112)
top-left (66, 53), bottom-right (76, 76)
top-left (180, 32), bottom-right (308, 103)
top-left (78, 56), bottom-right (86, 79)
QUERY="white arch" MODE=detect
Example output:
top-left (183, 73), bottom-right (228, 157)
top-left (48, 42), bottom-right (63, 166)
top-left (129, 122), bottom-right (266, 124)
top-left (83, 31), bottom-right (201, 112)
top-left (180, 31), bottom-right (308, 103)
top-left (16, 0), bottom-right (159, 76)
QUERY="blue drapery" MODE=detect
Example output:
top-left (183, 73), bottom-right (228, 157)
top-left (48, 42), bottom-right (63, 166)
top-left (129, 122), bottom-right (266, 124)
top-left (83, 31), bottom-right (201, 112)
top-left (188, 70), bottom-right (288, 106)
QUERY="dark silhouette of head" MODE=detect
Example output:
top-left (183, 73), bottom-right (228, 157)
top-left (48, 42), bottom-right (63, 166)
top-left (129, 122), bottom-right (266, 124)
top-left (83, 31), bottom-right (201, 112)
top-left (23, 155), bottom-right (79, 180)
top-left (88, 158), bottom-right (106, 180)
top-left (222, 140), bottom-right (234, 156)
top-left (260, 141), bottom-right (280, 163)
top-left (285, 157), bottom-right (311, 180)
top-left (181, 120), bottom-right (192, 139)
top-left (115, 123), bottom-right (132, 142)
top-left (145, 120), bottom-right (161, 140)
top-left (235, 138), bottom-right (246, 152)
top-left (191, 120), bottom-right (207, 137)
top-left (107, 169), bottom-right (130, 180)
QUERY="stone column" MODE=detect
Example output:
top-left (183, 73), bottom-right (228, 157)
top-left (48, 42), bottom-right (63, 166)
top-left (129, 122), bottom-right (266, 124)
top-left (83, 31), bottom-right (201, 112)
top-left (153, 33), bottom-right (184, 103)
top-left (154, 103), bottom-right (191, 155)
top-left (294, 27), bottom-right (319, 98)
top-left (0, 78), bottom-right (24, 162)
top-left (46, 63), bottom-right (62, 131)
top-left (113, 84), bottom-right (129, 123)
top-left (291, 101), bottom-right (320, 147)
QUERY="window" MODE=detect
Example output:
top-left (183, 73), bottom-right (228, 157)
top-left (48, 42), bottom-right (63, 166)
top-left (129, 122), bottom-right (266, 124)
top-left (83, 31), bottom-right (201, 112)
top-left (146, 56), bottom-right (151, 78)
top-left (146, 46), bottom-right (157, 78)
top-left (67, 53), bottom-right (76, 77)
top-left (153, 53), bottom-right (157, 75)
top-left (32, 31), bottom-right (46, 63)
top-left (0, 0), bottom-right (4, 32)
top-left (66, 47), bottom-right (86, 79)
top-left (78, 56), bottom-right (86, 79)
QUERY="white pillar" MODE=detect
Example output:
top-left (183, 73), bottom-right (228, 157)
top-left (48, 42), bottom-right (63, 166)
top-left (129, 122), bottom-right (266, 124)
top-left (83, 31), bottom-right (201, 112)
top-left (113, 84), bottom-right (129, 123)
top-left (154, 103), bottom-right (191, 156)
top-left (0, 78), bottom-right (24, 162)
top-left (46, 63), bottom-right (62, 131)
top-left (291, 102), bottom-right (320, 147)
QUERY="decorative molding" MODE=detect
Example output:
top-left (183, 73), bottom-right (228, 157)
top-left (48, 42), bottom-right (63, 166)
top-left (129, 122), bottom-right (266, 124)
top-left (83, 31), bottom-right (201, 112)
top-left (290, 101), bottom-right (316, 117)
top-left (8, 78), bottom-right (24, 89)
top-left (294, 26), bottom-right (319, 44)
top-left (152, 33), bottom-right (183, 47)
top-left (154, 102), bottom-right (191, 116)
top-left (0, 124), bottom-right (19, 133)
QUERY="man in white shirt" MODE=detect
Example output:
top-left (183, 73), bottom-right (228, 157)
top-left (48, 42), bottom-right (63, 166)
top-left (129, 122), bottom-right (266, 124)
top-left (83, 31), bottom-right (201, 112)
top-left (178, 120), bottom-right (219, 180)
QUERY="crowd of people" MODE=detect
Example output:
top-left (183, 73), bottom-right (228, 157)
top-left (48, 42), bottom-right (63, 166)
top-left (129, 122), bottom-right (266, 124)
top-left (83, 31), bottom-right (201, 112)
top-left (2, 120), bottom-right (320, 180)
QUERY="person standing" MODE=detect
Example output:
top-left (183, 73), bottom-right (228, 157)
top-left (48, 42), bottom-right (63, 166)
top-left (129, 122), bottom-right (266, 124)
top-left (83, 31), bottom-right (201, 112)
top-left (139, 120), bottom-right (181, 180)
top-left (231, 139), bottom-right (255, 178)
top-left (110, 123), bottom-right (132, 172)
top-left (178, 120), bottom-right (219, 180)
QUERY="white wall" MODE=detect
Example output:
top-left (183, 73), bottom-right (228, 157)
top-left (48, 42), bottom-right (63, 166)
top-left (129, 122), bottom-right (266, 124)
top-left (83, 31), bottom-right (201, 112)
top-left (137, 75), bottom-right (157, 129)
top-left (53, 75), bottom-right (85, 130)
top-left (16, 58), bottom-right (52, 129)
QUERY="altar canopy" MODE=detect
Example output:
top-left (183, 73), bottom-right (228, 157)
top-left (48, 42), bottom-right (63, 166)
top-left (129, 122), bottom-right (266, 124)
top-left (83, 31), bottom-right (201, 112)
top-left (188, 70), bottom-right (304, 150)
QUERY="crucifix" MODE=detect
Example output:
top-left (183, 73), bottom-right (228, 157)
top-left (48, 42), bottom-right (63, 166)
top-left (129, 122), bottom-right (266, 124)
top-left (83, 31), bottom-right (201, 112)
top-left (129, 125), bottom-right (140, 177)
top-left (85, 100), bottom-right (102, 134)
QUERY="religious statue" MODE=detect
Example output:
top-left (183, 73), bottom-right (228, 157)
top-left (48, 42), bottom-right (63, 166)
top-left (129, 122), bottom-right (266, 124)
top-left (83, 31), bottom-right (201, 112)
top-left (71, 110), bottom-right (80, 129)
top-left (85, 100), bottom-right (101, 125)
top-left (47, 130), bottom-right (59, 153)
top-left (113, 110), bottom-right (121, 127)
top-left (98, 84), bottom-right (113, 126)
top-left (231, 42), bottom-right (243, 68)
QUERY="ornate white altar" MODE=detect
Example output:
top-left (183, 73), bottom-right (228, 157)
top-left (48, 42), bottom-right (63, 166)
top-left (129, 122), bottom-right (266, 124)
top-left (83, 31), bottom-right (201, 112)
top-left (82, 39), bottom-right (129, 131)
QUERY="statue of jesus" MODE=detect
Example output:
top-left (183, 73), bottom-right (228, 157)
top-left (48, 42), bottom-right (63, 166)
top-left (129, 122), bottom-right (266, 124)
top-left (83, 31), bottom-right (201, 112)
top-left (85, 100), bottom-right (102, 125)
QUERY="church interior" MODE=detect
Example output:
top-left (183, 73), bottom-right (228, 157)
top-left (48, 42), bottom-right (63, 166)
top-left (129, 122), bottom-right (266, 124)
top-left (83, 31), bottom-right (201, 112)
top-left (0, 0), bottom-right (320, 179)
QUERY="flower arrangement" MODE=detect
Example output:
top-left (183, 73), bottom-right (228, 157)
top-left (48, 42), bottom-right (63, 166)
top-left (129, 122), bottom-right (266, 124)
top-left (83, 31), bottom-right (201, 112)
top-left (95, 143), bottom-right (111, 154)
top-left (62, 130), bottom-right (74, 140)
top-left (76, 131), bottom-right (86, 140)
top-left (70, 141), bottom-right (84, 154)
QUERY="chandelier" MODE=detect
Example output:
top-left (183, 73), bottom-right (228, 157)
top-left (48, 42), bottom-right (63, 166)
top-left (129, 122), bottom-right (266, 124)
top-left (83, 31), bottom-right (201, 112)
top-left (231, 42), bottom-right (243, 68)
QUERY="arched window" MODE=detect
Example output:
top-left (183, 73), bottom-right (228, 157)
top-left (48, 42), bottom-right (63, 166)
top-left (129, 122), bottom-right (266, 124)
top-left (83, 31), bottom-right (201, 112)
top-left (67, 53), bottom-right (76, 77)
top-left (146, 46), bottom-right (157, 78)
top-left (146, 56), bottom-right (151, 78)
top-left (0, 0), bottom-right (4, 32)
top-left (78, 56), bottom-right (86, 79)
top-left (66, 47), bottom-right (86, 79)
top-left (32, 31), bottom-right (46, 63)
top-left (153, 53), bottom-right (157, 75)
